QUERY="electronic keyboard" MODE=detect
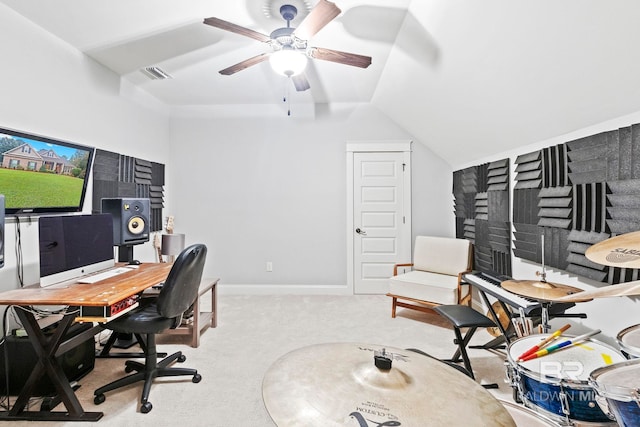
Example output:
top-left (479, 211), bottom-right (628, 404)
top-left (464, 272), bottom-right (575, 315)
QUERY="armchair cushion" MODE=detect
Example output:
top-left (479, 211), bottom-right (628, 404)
top-left (389, 270), bottom-right (469, 306)
top-left (387, 236), bottom-right (472, 315)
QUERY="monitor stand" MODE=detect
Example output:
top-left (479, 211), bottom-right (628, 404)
top-left (117, 245), bottom-right (134, 263)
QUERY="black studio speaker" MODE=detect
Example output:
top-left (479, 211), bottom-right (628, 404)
top-left (0, 322), bottom-right (95, 396)
top-left (0, 194), bottom-right (4, 269)
top-left (101, 198), bottom-right (150, 246)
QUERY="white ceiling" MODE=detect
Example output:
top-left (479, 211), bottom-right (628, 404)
top-left (3, 0), bottom-right (640, 166)
top-left (0, 0), bottom-right (408, 106)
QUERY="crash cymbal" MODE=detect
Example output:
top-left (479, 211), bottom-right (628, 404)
top-left (553, 280), bottom-right (640, 302)
top-left (501, 279), bottom-right (588, 302)
top-left (262, 342), bottom-right (515, 427)
top-left (585, 231), bottom-right (640, 268)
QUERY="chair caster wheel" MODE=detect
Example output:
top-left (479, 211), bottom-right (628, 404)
top-left (178, 354), bottom-right (186, 363)
top-left (94, 394), bottom-right (106, 405)
top-left (193, 373), bottom-right (202, 383)
top-left (141, 402), bottom-right (153, 413)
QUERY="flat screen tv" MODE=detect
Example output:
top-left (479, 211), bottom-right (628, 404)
top-left (0, 127), bottom-right (94, 215)
top-left (39, 214), bottom-right (115, 287)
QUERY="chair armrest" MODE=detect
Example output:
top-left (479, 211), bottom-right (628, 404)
top-left (393, 263), bottom-right (414, 276)
top-left (457, 269), bottom-right (472, 284)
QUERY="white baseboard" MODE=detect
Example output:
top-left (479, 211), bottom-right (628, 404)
top-left (218, 283), bottom-right (354, 296)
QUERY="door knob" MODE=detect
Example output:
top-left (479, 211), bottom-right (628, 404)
top-left (355, 228), bottom-right (367, 235)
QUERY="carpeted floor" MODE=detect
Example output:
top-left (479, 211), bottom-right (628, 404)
top-left (5, 295), bottom-right (519, 426)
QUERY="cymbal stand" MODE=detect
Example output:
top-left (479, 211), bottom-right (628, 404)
top-left (538, 234), bottom-right (551, 333)
top-left (540, 302), bottom-right (551, 333)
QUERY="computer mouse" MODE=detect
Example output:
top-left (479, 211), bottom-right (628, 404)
top-left (128, 259), bottom-right (141, 265)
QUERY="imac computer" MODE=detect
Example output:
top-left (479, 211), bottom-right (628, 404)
top-left (38, 214), bottom-right (115, 287)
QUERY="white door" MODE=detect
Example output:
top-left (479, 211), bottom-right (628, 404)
top-left (348, 145), bottom-right (411, 294)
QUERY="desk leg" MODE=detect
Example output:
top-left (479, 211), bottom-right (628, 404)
top-left (0, 309), bottom-right (102, 422)
top-left (211, 283), bottom-right (217, 328)
top-left (192, 297), bottom-right (200, 348)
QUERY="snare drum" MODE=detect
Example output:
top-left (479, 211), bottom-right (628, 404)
top-left (507, 334), bottom-right (625, 424)
top-left (499, 400), bottom-right (557, 426)
top-left (617, 324), bottom-right (640, 359)
top-left (590, 359), bottom-right (640, 427)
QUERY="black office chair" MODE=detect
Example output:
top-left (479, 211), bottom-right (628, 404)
top-left (93, 244), bottom-right (207, 413)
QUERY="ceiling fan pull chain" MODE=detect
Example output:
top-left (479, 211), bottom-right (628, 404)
top-left (284, 78), bottom-right (291, 116)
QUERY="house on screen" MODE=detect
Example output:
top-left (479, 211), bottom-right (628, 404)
top-left (1, 143), bottom-right (74, 175)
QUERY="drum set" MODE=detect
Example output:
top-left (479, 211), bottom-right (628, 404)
top-left (261, 233), bottom-right (640, 427)
top-left (502, 232), bottom-right (640, 426)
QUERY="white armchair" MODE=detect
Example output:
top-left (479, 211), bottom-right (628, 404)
top-left (387, 236), bottom-right (473, 317)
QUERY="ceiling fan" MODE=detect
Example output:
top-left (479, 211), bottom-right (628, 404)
top-left (203, 0), bottom-right (372, 92)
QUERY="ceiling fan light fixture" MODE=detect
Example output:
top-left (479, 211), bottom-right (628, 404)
top-left (269, 49), bottom-right (308, 77)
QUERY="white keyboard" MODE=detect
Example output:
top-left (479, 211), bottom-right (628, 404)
top-left (464, 273), bottom-right (539, 311)
top-left (77, 267), bottom-right (131, 284)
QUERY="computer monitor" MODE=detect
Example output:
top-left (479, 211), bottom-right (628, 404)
top-left (38, 214), bottom-right (115, 287)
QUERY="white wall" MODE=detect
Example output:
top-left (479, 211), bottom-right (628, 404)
top-left (454, 110), bottom-right (640, 347)
top-left (0, 4), bottom-right (171, 292)
top-left (168, 105), bottom-right (454, 294)
top-left (0, 3), bottom-right (456, 300)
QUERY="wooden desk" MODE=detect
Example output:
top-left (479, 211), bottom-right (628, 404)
top-left (0, 263), bottom-right (172, 422)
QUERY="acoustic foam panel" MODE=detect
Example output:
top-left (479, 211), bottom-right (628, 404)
top-left (92, 149), bottom-right (165, 232)
top-left (512, 121), bottom-right (640, 285)
top-left (453, 159), bottom-right (511, 276)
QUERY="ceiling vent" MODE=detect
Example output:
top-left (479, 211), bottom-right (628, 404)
top-left (140, 66), bottom-right (173, 80)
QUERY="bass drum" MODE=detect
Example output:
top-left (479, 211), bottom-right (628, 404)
top-left (499, 400), bottom-right (557, 426)
top-left (590, 358), bottom-right (640, 427)
top-left (617, 324), bottom-right (640, 359)
top-left (506, 334), bottom-right (625, 425)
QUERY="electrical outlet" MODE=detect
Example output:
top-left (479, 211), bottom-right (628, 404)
top-left (266, 262), bottom-right (273, 272)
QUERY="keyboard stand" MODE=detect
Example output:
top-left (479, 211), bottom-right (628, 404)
top-left (474, 289), bottom-right (514, 348)
top-left (470, 282), bottom-right (588, 351)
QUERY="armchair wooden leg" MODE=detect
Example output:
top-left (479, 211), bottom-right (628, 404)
top-left (391, 297), bottom-right (397, 318)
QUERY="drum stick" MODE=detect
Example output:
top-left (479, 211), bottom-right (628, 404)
top-left (517, 323), bottom-right (571, 361)
top-left (521, 329), bottom-right (601, 362)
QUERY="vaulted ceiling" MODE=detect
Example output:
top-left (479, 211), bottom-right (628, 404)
top-left (3, 0), bottom-right (640, 167)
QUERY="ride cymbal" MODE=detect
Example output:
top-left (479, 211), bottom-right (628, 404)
top-left (553, 280), bottom-right (640, 302)
top-left (585, 231), bottom-right (640, 268)
top-left (262, 342), bottom-right (515, 427)
top-left (501, 279), bottom-right (588, 302)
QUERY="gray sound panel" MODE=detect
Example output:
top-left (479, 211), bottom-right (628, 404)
top-left (463, 218), bottom-right (475, 242)
top-left (475, 192), bottom-right (488, 220)
top-left (542, 144), bottom-right (568, 188)
top-left (92, 149), bottom-right (165, 232)
top-left (606, 179), bottom-right (640, 234)
top-left (538, 187), bottom-right (572, 229)
top-left (453, 159), bottom-right (511, 276)
top-left (514, 151), bottom-right (542, 189)
top-left (512, 123), bottom-right (640, 285)
top-left (474, 244), bottom-right (493, 273)
top-left (512, 223), bottom-right (540, 263)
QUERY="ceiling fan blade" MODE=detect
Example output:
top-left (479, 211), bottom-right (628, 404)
top-left (293, 0), bottom-right (341, 40)
top-left (291, 73), bottom-right (311, 92)
top-left (309, 47), bottom-right (372, 68)
top-left (219, 52), bottom-right (271, 75)
top-left (204, 17), bottom-right (271, 43)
